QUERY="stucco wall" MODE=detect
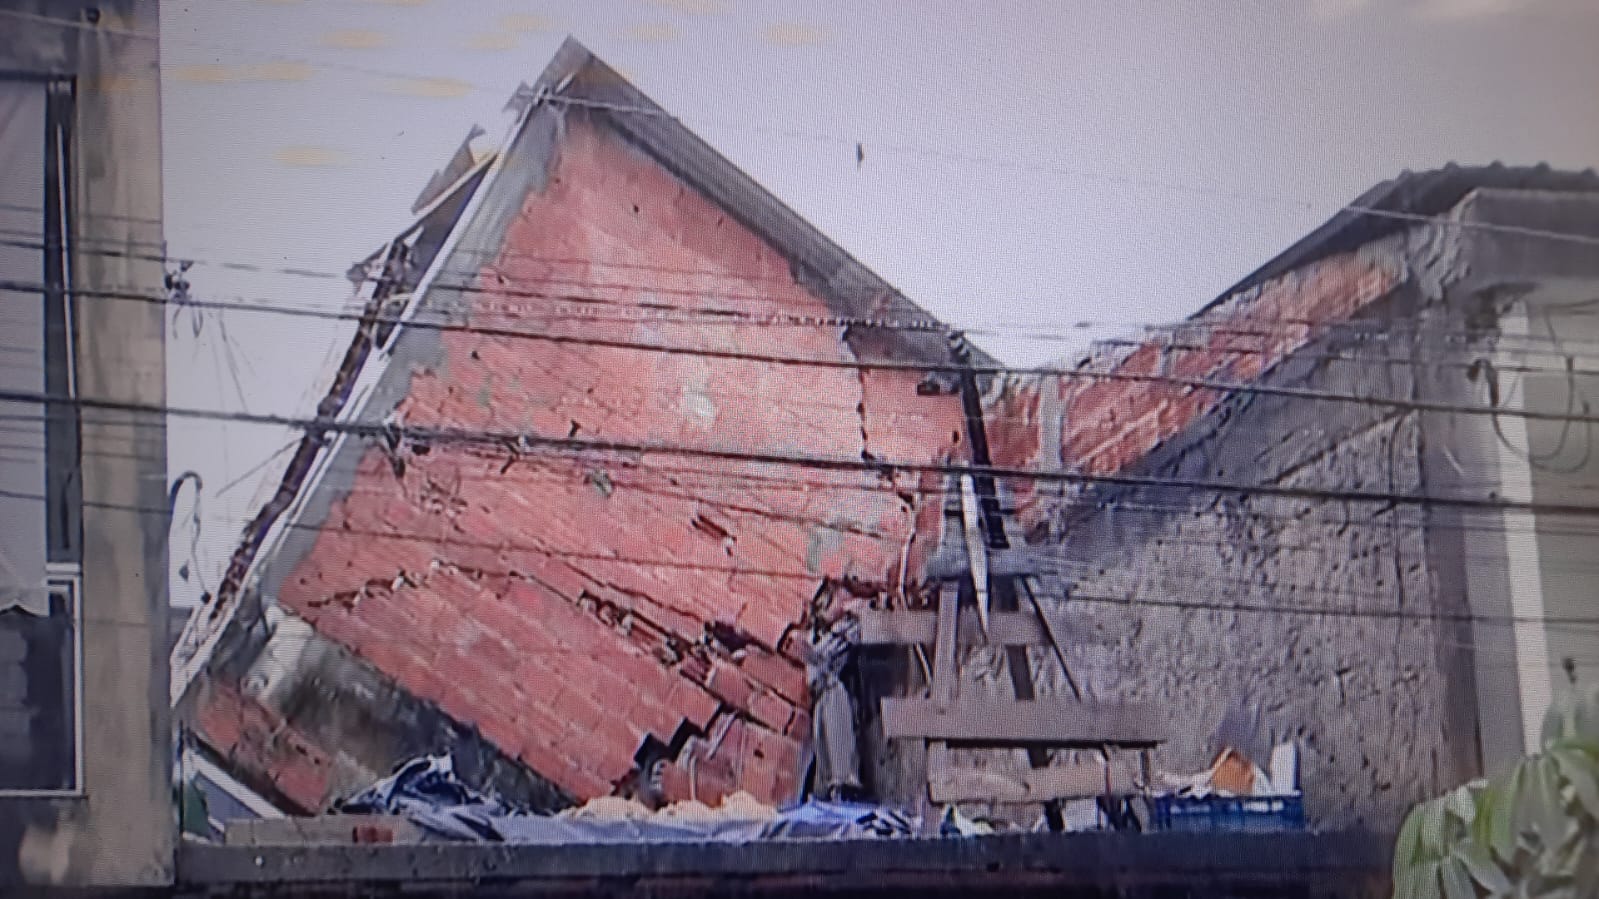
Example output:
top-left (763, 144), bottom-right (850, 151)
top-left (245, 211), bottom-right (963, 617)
top-left (944, 259), bottom-right (1486, 832)
top-left (0, 0), bottom-right (172, 887)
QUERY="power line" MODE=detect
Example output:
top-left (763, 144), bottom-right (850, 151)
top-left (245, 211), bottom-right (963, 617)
top-left (8, 385), bottom-right (1599, 519)
top-left (10, 10), bottom-right (1599, 254)
top-left (8, 482), bottom-right (1598, 633)
top-left (21, 276), bottom-right (1599, 431)
top-left (13, 419), bottom-right (1599, 548)
top-left (298, 471), bottom-right (1599, 592)
top-left (9, 228), bottom-right (1599, 363)
top-left (12, 223), bottom-right (1599, 388)
top-left (545, 95), bottom-right (1599, 252)
top-left (0, 7), bottom-right (155, 40)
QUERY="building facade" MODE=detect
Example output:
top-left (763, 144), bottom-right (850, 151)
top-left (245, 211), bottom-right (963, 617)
top-left (971, 167), bottom-right (1599, 830)
top-left (0, 0), bottom-right (172, 887)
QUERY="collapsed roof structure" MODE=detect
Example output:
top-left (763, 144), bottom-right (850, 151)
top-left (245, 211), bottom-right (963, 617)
top-left (170, 37), bottom-right (978, 812)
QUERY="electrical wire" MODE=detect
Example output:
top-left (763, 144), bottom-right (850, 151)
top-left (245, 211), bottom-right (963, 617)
top-left (10, 386), bottom-right (1599, 519)
top-left (13, 276), bottom-right (1599, 431)
top-left (7, 481), bottom-right (1599, 633)
top-left (10, 229), bottom-right (1599, 366)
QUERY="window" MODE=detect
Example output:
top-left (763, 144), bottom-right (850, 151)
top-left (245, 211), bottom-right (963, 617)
top-left (0, 75), bottom-right (81, 794)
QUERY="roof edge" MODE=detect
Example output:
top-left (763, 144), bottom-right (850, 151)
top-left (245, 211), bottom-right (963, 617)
top-left (542, 38), bottom-right (991, 368)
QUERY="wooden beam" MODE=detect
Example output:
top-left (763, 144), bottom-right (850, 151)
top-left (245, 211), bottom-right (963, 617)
top-left (928, 760), bottom-right (1139, 804)
top-left (958, 474), bottom-right (990, 636)
top-left (930, 586), bottom-right (959, 707)
top-left (881, 698), bottom-right (1167, 746)
top-left (924, 546), bottom-right (1041, 581)
top-left (1021, 579), bottom-right (1082, 701)
top-left (856, 608), bottom-right (1092, 648)
top-left (924, 582), bottom-right (959, 829)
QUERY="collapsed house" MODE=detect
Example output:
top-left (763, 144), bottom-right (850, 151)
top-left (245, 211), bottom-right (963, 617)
top-left (169, 38), bottom-right (973, 815)
top-left (170, 38), bottom-right (1599, 836)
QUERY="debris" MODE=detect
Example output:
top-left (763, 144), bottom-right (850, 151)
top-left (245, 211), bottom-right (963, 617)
top-left (1150, 741), bottom-right (1306, 832)
top-left (939, 806), bottom-right (997, 837)
top-left (334, 755), bottom-right (928, 844)
top-left (802, 618), bottom-right (862, 800)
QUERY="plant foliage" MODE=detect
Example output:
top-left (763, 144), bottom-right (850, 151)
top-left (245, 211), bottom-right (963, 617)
top-left (1394, 685), bottom-right (1599, 899)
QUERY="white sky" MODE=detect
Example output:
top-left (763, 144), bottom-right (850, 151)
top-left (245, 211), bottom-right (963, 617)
top-left (159, 0), bottom-right (1599, 606)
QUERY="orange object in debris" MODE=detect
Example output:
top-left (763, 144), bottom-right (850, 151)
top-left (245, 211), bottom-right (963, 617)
top-left (1209, 748), bottom-right (1255, 795)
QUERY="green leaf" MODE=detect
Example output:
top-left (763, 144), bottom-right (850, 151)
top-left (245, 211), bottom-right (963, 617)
top-left (1447, 785), bottom-right (1478, 826)
top-left (1397, 862), bottom-right (1443, 899)
top-left (1456, 841), bottom-right (1513, 895)
top-left (1551, 748), bottom-right (1599, 820)
top-left (1432, 796), bottom-right (1458, 851)
top-left (1398, 802), bottom-right (1430, 870)
top-left (1507, 762), bottom-right (1538, 855)
top-left (1439, 856), bottom-right (1476, 899)
top-left (1531, 758), bottom-right (1574, 850)
top-left (1472, 780), bottom-right (1500, 848)
top-left (1487, 776), bottom-right (1518, 863)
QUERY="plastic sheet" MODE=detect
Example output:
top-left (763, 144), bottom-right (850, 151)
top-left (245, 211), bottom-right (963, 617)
top-left (337, 756), bottom-right (921, 844)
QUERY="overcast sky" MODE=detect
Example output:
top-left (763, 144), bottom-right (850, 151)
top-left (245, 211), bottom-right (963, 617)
top-left (159, 0), bottom-right (1599, 606)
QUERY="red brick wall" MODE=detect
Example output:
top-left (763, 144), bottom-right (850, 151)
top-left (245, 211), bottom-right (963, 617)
top-left (267, 114), bottom-right (965, 806)
top-left (194, 680), bottom-right (335, 814)
top-left (985, 253), bottom-right (1399, 533)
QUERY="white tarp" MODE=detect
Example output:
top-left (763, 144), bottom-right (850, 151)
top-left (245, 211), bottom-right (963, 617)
top-left (0, 79), bottom-right (50, 616)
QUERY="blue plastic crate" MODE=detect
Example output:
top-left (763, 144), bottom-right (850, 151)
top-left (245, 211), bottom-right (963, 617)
top-left (1151, 794), bottom-right (1306, 832)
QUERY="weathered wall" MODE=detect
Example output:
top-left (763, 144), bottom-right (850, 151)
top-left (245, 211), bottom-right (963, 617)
top-left (194, 610), bottom-right (570, 814)
top-left (0, 0), bottom-right (172, 887)
top-left (963, 252), bottom-right (1482, 831)
top-left (1423, 188), bottom-right (1599, 772)
top-left (201, 101), bottom-right (966, 810)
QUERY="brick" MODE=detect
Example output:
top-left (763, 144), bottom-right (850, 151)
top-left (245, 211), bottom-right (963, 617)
top-left (704, 659), bottom-right (758, 710)
top-left (746, 689), bottom-right (795, 732)
top-left (270, 751), bottom-right (331, 813)
top-left (463, 631), bottom-right (521, 676)
top-left (785, 707), bottom-right (812, 740)
top-left (752, 728), bottom-right (803, 774)
top-left (657, 761), bottom-right (693, 803)
top-left (665, 678), bottom-right (723, 729)
top-left (476, 710), bottom-right (526, 759)
top-left (608, 647), bottom-right (672, 700)
top-left (736, 648), bottom-right (807, 704)
top-left (738, 754), bottom-right (780, 803)
top-left (734, 602), bottom-right (795, 651)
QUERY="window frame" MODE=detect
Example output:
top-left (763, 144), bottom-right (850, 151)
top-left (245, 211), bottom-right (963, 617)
top-left (0, 73), bottom-right (84, 798)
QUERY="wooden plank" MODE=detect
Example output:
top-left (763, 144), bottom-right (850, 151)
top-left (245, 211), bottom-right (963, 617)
top-left (924, 546), bottom-right (1041, 581)
top-left (881, 698), bottom-right (1167, 746)
top-left (856, 608), bottom-right (1093, 648)
top-left (930, 585), bottom-right (959, 707)
top-left (924, 582), bottom-right (959, 823)
top-left (928, 760), bottom-right (1138, 804)
top-left (958, 474), bottom-right (990, 636)
top-left (1021, 579), bottom-right (1082, 701)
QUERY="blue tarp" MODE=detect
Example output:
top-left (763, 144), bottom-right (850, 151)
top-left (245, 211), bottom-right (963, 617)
top-left (336, 756), bottom-right (918, 844)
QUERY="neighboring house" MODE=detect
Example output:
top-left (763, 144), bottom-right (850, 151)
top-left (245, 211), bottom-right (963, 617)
top-left (0, 0), bottom-right (171, 888)
top-left (171, 39), bottom-right (974, 814)
top-left (974, 165), bottom-right (1599, 830)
